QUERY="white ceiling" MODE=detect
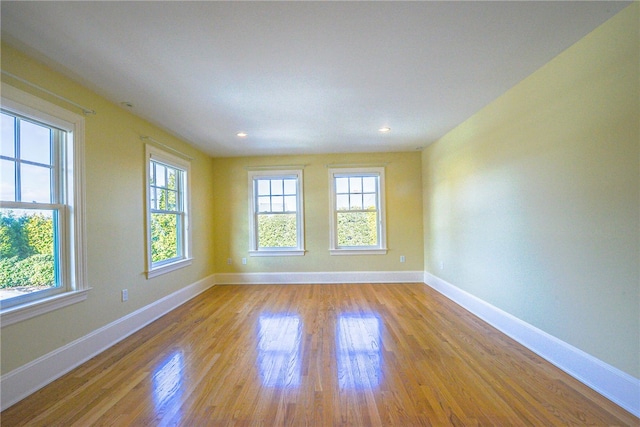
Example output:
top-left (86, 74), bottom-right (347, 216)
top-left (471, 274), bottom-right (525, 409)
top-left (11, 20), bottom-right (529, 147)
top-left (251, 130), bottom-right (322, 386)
top-left (1, 1), bottom-right (631, 157)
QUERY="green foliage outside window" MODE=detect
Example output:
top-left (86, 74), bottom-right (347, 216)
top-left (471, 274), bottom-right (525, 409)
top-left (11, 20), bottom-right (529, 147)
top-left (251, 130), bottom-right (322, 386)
top-left (337, 211), bottom-right (378, 247)
top-left (258, 214), bottom-right (297, 248)
top-left (0, 210), bottom-right (55, 289)
top-left (151, 213), bottom-right (178, 263)
top-left (25, 214), bottom-right (54, 256)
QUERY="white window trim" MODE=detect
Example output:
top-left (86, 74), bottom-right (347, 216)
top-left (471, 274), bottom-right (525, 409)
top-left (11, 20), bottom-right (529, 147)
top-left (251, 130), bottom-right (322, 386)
top-left (1, 83), bottom-right (89, 327)
top-left (145, 144), bottom-right (192, 278)
top-left (328, 167), bottom-right (387, 255)
top-left (248, 169), bottom-right (305, 257)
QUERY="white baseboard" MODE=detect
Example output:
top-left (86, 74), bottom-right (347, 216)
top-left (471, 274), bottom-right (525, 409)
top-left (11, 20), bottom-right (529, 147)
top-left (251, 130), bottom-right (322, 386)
top-left (215, 270), bottom-right (424, 285)
top-left (424, 271), bottom-right (640, 417)
top-left (0, 274), bottom-right (216, 411)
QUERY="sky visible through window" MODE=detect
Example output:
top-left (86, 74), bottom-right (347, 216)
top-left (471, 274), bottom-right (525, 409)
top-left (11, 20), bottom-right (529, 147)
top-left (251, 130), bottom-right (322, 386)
top-left (1, 111), bottom-right (53, 204)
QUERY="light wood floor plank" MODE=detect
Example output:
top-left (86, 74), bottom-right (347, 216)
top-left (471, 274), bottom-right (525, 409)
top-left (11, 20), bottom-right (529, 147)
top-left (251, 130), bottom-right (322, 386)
top-left (2, 284), bottom-right (637, 426)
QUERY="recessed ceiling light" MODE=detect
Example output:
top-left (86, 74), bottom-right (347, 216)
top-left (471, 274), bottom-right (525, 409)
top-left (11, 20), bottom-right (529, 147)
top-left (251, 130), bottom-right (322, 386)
top-left (236, 132), bottom-right (248, 137)
top-left (378, 127), bottom-right (391, 133)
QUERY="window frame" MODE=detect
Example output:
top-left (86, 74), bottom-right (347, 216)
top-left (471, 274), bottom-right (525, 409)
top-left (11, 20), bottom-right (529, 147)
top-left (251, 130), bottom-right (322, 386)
top-left (145, 144), bottom-right (192, 278)
top-left (328, 167), bottom-right (387, 255)
top-left (248, 169), bottom-right (305, 257)
top-left (0, 83), bottom-right (88, 327)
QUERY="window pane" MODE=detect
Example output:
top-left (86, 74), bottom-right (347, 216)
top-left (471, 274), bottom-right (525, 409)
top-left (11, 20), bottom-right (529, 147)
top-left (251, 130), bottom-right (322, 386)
top-left (336, 194), bottom-right (349, 210)
top-left (284, 195), bottom-right (297, 212)
top-left (158, 189), bottom-right (168, 210)
top-left (1, 159), bottom-right (16, 201)
top-left (337, 211), bottom-right (378, 247)
top-left (149, 163), bottom-right (155, 185)
top-left (363, 193), bottom-right (377, 209)
top-left (258, 196), bottom-right (271, 213)
top-left (362, 177), bottom-right (377, 193)
top-left (283, 179), bottom-right (297, 195)
top-left (20, 120), bottom-right (51, 165)
top-left (271, 196), bottom-right (284, 212)
top-left (336, 177), bottom-right (349, 194)
top-left (350, 193), bottom-right (363, 210)
top-left (151, 212), bottom-right (179, 263)
top-left (257, 179), bottom-right (271, 196)
top-left (167, 168), bottom-right (177, 190)
top-left (167, 190), bottom-right (177, 211)
top-left (258, 213), bottom-right (297, 248)
top-left (1, 113), bottom-right (15, 157)
top-left (0, 208), bottom-right (58, 301)
top-left (156, 164), bottom-right (166, 187)
top-left (349, 177), bottom-right (362, 193)
top-left (21, 163), bottom-right (51, 203)
top-left (150, 187), bottom-right (157, 210)
top-left (271, 179), bottom-right (283, 196)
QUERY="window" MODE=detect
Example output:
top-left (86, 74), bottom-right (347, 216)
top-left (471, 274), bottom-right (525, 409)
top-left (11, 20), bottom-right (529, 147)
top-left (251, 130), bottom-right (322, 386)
top-left (248, 169), bottom-right (305, 256)
top-left (0, 84), bottom-right (88, 326)
top-left (145, 145), bottom-right (191, 278)
top-left (329, 167), bottom-right (387, 255)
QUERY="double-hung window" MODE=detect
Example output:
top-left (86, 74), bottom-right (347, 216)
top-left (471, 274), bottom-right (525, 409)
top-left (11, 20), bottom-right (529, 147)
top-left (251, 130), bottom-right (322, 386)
top-left (329, 167), bottom-right (387, 255)
top-left (0, 84), bottom-right (88, 326)
top-left (145, 145), bottom-right (191, 278)
top-left (248, 169), bottom-right (305, 256)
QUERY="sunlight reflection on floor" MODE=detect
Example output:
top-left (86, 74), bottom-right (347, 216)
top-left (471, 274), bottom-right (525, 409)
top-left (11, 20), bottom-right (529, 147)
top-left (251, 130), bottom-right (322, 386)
top-left (257, 314), bottom-right (302, 388)
top-left (336, 314), bottom-right (382, 389)
top-left (152, 351), bottom-right (184, 410)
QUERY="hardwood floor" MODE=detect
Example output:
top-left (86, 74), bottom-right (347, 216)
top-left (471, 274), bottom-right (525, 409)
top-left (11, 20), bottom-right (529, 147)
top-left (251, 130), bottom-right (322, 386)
top-left (2, 284), bottom-right (637, 426)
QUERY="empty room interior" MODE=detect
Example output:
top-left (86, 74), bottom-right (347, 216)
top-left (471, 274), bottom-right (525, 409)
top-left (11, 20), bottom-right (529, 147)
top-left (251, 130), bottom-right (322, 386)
top-left (0, 1), bottom-right (638, 425)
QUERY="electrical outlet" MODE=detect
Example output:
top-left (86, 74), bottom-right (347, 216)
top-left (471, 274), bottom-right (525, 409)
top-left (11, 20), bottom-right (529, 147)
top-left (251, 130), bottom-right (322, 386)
top-left (121, 289), bottom-right (128, 302)
top-left (227, 258), bottom-right (232, 265)
top-left (400, 255), bottom-right (405, 263)
top-left (440, 261), bottom-right (444, 270)
top-left (242, 258), bottom-right (247, 265)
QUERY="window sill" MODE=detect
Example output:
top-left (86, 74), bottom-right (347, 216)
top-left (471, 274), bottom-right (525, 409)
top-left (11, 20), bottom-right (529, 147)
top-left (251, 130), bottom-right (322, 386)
top-left (249, 249), bottom-right (306, 257)
top-left (147, 258), bottom-right (193, 279)
top-left (1, 288), bottom-right (91, 328)
top-left (330, 248), bottom-right (388, 256)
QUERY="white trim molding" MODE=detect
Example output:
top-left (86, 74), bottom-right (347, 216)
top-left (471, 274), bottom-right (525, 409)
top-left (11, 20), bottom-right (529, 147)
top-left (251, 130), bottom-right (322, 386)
top-left (328, 167), bottom-right (387, 255)
top-left (249, 249), bottom-right (306, 257)
top-left (145, 144), bottom-right (192, 279)
top-left (215, 270), bottom-right (424, 285)
top-left (329, 248), bottom-right (388, 256)
top-left (1, 289), bottom-right (90, 328)
top-left (0, 274), bottom-right (215, 411)
top-left (424, 271), bottom-right (640, 417)
top-left (248, 169), bottom-right (306, 256)
top-left (1, 83), bottom-right (89, 324)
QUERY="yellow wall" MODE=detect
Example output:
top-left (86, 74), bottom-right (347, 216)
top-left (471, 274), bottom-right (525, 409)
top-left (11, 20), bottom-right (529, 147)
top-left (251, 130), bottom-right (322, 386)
top-left (212, 152), bottom-right (424, 273)
top-left (0, 45), bottom-right (424, 376)
top-left (422, 3), bottom-right (639, 377)
top-left (0, 44), bottom-right (216, 374)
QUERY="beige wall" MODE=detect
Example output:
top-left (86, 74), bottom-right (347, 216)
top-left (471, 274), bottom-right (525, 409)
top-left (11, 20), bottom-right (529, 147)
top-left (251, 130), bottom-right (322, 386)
top-left (1, 44), bottom-right (216, 374)
top-left (422, 3), bottom-right (639, 377)
top-left (212, 151), bottom-right (424, 274)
